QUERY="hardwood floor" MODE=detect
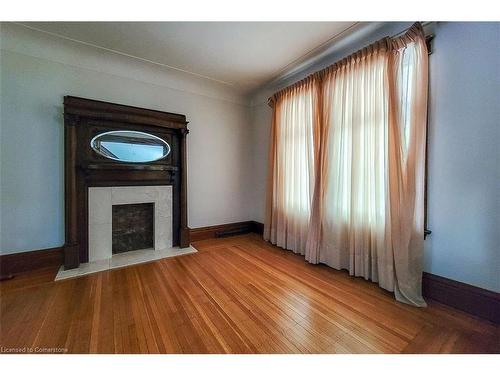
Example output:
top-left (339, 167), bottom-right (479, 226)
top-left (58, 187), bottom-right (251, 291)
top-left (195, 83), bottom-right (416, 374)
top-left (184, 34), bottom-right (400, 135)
top-left (1, 234), bottom-right (498, 353)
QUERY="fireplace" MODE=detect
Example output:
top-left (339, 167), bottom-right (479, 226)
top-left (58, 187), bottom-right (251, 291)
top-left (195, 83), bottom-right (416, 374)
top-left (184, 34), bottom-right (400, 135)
top-left (63, 96), bottom-right (191, 270)
top-left (112, 203), bottom-right (154, 254)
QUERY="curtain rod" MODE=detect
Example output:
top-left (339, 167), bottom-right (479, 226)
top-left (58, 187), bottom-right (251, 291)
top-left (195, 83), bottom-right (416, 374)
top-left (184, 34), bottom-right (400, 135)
top-left (392, 21), bottom-right (435, 55)
top-left (391, 21), bottom-right (432, 37)
top-left (268, 22), bottom-right (434, 105)
top-left (264, 22), bottom-right (435, 97)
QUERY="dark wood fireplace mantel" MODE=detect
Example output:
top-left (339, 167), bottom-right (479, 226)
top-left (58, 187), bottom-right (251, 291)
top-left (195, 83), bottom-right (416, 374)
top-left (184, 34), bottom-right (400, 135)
top-left (64, 96), bottom-right (190, 270)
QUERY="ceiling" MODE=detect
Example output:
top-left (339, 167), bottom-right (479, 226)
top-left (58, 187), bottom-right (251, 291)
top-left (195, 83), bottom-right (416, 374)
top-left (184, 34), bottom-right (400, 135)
top-left (22, 22), bottom-right (357, 93)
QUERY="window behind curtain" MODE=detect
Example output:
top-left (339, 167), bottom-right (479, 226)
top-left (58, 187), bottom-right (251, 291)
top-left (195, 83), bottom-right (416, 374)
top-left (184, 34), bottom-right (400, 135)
top-left (322, 51), bottom-right (389, 232)
top-left (266, 81), bottom-right (317, 252)
top-left (277, 88), bottom-right (315, 219)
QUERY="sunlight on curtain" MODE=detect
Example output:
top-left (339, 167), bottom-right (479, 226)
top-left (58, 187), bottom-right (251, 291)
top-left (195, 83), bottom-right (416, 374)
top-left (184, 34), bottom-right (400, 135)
top-left (398, 45), bottom-right (417, 158)
top-left (318, 44), bottom-right (394, 289)
top-left (388, 30), bottom-right (428, 306)
top-left (264, 78), bottom-right (318, 254)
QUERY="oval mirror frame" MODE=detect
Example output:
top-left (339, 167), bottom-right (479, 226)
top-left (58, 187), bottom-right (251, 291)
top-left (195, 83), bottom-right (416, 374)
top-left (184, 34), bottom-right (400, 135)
top-left (90, 130), bottom-right (171, 163)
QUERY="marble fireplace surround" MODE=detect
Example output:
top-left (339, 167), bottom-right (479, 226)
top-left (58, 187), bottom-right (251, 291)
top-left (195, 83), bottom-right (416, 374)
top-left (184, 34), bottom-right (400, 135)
top-left (90, 185), bottom-right (172, 260)
top-left (56, 186), bottom-right (196, 280)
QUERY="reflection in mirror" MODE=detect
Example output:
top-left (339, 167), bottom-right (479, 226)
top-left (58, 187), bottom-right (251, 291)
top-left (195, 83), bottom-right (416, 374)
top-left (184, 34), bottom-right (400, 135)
top-left (90, 131), bottom-right (170, 163)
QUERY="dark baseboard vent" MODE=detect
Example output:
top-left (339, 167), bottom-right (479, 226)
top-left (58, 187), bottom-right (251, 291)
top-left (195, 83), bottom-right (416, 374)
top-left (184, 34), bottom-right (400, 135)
top-left (190, 221), bottom-right (257, 242)
top-left (215, 226), bottom-right (252, 238)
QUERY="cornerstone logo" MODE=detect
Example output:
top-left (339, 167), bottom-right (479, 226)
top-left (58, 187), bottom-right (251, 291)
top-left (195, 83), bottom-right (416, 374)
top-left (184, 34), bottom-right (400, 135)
top-left (0, 346), bottom-right (68, 353)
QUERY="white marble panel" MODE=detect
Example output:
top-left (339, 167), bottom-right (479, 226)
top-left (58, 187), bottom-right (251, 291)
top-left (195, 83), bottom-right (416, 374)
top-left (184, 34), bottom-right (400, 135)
top-left (155, 218), bottom-right (172, 250)
top-left (88, 188), bottom-right (112, 224)
top-left (157, 199), bottom-right (172, 218)
top-left (111, 186), bottom-right (157, 205)
top-left (88, 223), bottom-right (111, 261)
top-left (158, 187), bottom-right (173, 214)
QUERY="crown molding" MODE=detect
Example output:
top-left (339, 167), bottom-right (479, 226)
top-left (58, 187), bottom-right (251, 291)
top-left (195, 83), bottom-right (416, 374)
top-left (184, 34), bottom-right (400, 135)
top-left (0, 22), bottom-right (249, 106)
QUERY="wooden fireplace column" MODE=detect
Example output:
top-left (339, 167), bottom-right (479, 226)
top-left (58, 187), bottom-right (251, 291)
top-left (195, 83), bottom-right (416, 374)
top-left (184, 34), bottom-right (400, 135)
top-left (63, 96), bottom-right (190, 270)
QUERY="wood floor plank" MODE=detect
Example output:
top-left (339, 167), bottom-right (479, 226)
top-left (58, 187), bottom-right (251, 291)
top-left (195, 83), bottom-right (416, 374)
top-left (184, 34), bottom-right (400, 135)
top-left (0, 233), bottom-right (498, 353)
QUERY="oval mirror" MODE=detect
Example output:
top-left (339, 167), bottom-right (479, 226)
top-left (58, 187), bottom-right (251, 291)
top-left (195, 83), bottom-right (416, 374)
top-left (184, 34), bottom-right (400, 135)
top-left (90, 130), bottom-right (170, 163)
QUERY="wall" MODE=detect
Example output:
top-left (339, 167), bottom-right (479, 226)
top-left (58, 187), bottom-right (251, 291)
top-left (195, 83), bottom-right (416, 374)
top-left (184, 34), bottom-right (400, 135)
top-left (249, 22), bottom-right (500, 292)
top-left (249, 103), bottom-right (272, 222)
top-left (424, 22), bottom-right (499, 292)
top-left (0, 23), bottom-right (253, 255)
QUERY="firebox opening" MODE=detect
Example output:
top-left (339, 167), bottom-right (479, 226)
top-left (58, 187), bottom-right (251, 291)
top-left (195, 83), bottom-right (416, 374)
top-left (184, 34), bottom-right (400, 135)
top-left (112, 203), bottom-right (154, 254)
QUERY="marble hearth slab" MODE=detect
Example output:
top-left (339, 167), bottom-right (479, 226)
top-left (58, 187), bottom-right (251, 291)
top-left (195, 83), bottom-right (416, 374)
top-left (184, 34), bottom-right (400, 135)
top-left (55, 245), bottom-right (198, 281)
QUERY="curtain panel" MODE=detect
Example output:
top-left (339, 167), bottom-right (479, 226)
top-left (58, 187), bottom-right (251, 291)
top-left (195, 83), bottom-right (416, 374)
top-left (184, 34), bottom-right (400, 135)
top-left (264, 76), bottom-right (321, 253)
top-left (264, 23), bottom-right (428, 306)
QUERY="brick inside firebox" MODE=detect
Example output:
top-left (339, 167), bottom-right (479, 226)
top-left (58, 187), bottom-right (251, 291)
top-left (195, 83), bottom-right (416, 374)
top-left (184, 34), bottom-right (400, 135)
top-left (112, 203), bottom-right (154, 254)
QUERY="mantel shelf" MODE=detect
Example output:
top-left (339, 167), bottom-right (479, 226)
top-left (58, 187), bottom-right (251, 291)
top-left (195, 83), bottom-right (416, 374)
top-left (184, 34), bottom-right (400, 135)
top-left (83, 164), bottom-right (179, 172)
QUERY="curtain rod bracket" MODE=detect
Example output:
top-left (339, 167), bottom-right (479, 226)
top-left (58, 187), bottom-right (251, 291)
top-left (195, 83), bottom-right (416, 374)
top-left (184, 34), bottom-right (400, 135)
top-left (426, 34), bottom-right (435, 55)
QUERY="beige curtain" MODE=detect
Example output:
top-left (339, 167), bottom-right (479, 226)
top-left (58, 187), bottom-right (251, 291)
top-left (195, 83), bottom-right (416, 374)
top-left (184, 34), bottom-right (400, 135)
top-left (265, 23), bottom-right (428, 307)
top-left (264, 76), bottom-right (321, 254)
top-left (306, 39), bottom-right (394, 291)
top-left (387, 26), bottom-right (428, 306)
